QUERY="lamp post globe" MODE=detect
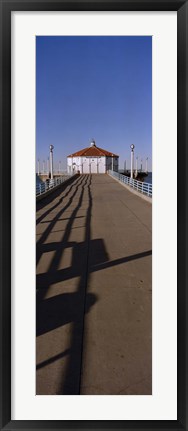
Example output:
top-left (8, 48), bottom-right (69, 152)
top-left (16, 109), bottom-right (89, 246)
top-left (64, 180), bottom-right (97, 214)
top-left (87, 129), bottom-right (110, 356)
top-left (130, 144), bottom-right (135, 151)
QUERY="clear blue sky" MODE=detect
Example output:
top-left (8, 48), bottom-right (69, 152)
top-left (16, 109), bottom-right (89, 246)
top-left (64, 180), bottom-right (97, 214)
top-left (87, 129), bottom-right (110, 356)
top-left (36, 36), bottom-right (152, 171)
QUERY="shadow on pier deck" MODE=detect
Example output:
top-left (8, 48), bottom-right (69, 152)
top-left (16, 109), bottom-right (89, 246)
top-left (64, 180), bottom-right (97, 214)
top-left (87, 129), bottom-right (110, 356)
top-left (36, 174), bottom-right (152, 395)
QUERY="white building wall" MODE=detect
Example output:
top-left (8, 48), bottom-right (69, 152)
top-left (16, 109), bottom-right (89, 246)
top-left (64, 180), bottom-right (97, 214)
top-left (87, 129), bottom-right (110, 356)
top-left (67, 155), bottom-right (118, 173)
top-left (90, 158), bottom-right (97, 173)
top-left (89, 156), bottom-right (106, 173)
top-left (67, 156), bottom-right (82, 174)
top-left (98, 157), bottom-right (106, 173)
top-left (67, 157), bottom-right (72, 174)
top-left (67, 156), bottom-right (106, 173)
top-left (82, 157), bottom-right (90, 173)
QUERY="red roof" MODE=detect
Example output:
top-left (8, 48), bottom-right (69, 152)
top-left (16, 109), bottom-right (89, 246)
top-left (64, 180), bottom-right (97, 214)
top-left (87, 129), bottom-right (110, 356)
top-left (67, 145), bottom-right (119, 158)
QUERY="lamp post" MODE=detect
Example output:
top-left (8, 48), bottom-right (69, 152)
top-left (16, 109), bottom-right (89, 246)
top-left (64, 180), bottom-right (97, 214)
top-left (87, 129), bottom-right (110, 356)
top-left (145, 157), bottom-right (148, 173)
top-left (130, 144), bottom-right (135, 179)
top-left (37, 159), bottom-right (40, 176)
top-left (47, 157), bottom-right (49, 176)
top-left (112, 154), bottom-right (114, 171)
top-left (135, 157), bottom-right (138, 177)
top-left (141, 159), bottom-right (143, 173)
top-left (59, 160), bottom-right (61, 174)
top-left (49, 145), bottom-right (54, 179)
top-left (124, 160), bottom-right (126, 172)
top-left (43, 160), bottom-right (45, 174)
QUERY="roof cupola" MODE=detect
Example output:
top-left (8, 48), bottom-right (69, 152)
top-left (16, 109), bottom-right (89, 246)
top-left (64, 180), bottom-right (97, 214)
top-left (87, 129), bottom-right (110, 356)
top-left (90, 139), bottom-right (96, 147)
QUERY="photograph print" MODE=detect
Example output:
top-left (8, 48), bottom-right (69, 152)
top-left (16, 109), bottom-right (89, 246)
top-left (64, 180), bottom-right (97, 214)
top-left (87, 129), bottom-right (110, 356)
top-left (36, 36), bottom-right (152, 395)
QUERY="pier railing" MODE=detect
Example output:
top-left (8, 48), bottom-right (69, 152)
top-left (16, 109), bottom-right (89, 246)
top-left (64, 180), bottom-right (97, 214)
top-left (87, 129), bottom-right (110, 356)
top-left (108, 170), bottom-right (152, 198)
top-left (36, 174), bottom-right (72, 196)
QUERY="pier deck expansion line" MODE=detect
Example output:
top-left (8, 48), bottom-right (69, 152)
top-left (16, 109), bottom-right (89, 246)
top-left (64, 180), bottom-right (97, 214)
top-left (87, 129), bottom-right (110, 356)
top-left (36, 174), bottom-right (152, 395)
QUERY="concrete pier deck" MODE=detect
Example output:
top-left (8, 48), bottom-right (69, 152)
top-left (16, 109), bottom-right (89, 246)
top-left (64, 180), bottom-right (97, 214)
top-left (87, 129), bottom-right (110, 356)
top-left (36, 174), bottom-right (152, 395)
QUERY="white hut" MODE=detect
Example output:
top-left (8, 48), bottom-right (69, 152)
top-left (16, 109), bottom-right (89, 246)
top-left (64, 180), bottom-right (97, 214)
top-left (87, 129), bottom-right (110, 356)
top-left (67, 140), bottom-right (119, 174)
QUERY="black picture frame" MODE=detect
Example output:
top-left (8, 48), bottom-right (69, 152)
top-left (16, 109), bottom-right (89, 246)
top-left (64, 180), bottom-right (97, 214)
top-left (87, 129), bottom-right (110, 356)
top-left (0, 0), bottom-right (187, 429)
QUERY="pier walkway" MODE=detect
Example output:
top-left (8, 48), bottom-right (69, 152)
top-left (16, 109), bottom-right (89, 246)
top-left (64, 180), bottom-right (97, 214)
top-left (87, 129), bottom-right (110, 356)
top-left (36, 174), bottom-right (152, 395)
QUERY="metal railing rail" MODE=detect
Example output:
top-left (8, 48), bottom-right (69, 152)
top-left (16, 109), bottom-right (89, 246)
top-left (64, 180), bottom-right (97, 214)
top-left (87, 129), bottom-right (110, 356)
top-left (36, 174), bottom-right (73, 196)
top-left (108, 170), bottom-right (152, 198)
